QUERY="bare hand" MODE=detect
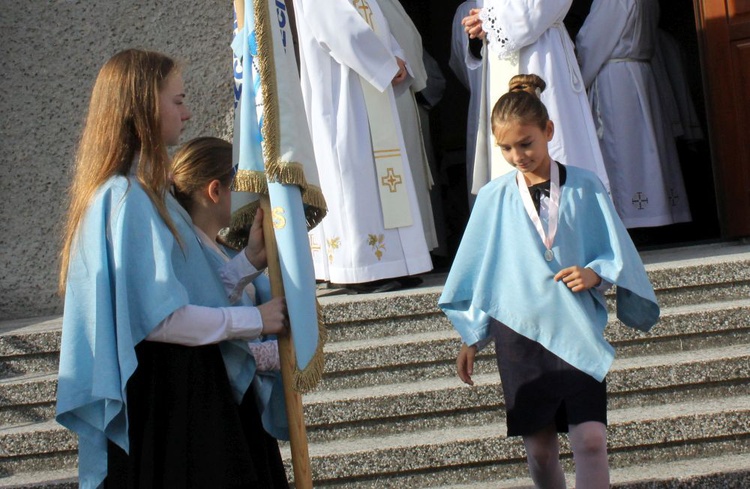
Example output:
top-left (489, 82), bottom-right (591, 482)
top-left (462, 8), bottom-right (486, 40)
top-left (257, 296), bottom-right (288, 336)
top-left (457, 343), bottom-right (477, 386)
top-left (554, 266), bottom-right (601, 292)
top-left (392, 57), bottom-right (408, 85)
top-left (244, 208), bottom-right (267, 270)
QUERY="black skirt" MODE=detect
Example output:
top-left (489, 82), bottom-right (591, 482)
top-left (105, 341), bottom-right (289, 489)
top-left (490, 319), bottom-right (607, 437)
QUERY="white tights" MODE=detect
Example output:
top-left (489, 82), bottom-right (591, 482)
top-left (522, 421), bottom-right (609, 489)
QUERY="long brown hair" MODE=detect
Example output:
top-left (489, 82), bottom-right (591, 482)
top-left (491, 73), bottom-right (550, 134)
top-left (171, 137), bottom-right (235, 214)
top-left (59, 49), bottom-right (181, 293)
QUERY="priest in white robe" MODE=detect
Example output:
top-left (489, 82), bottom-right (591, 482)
top-left (294, 0), bottom-right (432, 286)
top-left (463, 0), bottom-right (610, 194)
top-left (449, 0), bottom-right (483, 206)
top-left (577, 0), bottom-right (692, 228)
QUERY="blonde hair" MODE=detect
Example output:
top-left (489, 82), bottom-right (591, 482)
top-left (59, 49), bottom-right (181, 293)
top-left (171, 137), bottom-right (235, 213)
top-left (491, 73), bottom-right (550, 134)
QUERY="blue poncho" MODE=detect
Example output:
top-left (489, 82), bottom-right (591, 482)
top-left (439, 166), bottom-right (659, 382)
top-left (56, 176), bottom-right (286, 488)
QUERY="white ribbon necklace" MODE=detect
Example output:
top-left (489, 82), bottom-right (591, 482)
top-left (517, 161), bottom-right (560, 262)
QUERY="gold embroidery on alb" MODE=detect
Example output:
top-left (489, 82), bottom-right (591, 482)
top-left (309, 234), bottom-right (322, 260)
top-left (327, 237), bottom-right (341, 264)
top-left (368, 233), bottom-right (386, 261)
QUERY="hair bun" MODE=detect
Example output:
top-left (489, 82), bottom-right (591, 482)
top-left (508, 74), bottom-right (547, 98)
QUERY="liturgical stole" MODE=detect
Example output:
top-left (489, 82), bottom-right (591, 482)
top-left (353, 0), bottom-right (413, 229)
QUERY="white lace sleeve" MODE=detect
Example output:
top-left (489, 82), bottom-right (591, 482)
top-left (479, 5), bottom-right (520, 61)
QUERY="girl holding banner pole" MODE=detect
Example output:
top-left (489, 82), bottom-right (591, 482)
top-left (56, 49), bottom-right (289, 488)
top-left (170, 135), bottom-right (291, 487)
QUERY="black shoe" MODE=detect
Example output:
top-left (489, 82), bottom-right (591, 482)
top-left (330, 276), bottom-right (423, 294)
top-left (395, 276), bottom-right (423, 290)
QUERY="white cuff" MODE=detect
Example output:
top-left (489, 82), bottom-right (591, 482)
top-left (147, 304), bottom-right (264, 346)
top-left (221, 250), bottom-right (264, 303)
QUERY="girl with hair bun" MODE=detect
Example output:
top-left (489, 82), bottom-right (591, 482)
top-left (440, 74), bottom-right (659, 488)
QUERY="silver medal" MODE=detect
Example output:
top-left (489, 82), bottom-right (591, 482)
top-left (544, 249), bottom-right (554, 262)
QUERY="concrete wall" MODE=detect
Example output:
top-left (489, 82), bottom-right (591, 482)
top-left (0, 1), bottom-right (236, 320)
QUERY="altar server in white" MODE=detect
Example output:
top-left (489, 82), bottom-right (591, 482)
top-left (462, 0), bottom-right (610, 194)
top-left (294, 0), bottom-right (432, 287)
top-left (576, 0), bottom-right (692, 228)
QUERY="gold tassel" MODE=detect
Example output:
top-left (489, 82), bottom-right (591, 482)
top-left (253, 0), bottom-right (281, 167)
top-left (233, 169), bottom-right (269, 195)
top-left (226, 200), bottom-right (261, 249)
top-left (292, 300), bottom-right (328, 393)
top-left (302, 186), bottom-right (327, 230)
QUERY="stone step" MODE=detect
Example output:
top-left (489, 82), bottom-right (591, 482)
top-left (4, 344), bottom-right (748, 447)
top-left (280, 395), bottom-right (750, 487)
top-left (2, 295), bottom-right (745, 389)
top-left (4, 395), bottom-right (748, 485)
top-left (0, 419), bottom-right (77, 478)
top-left (3, 451), bottom-right (749, 489)
top-left (0, 317), bottom-right (61, 381)
top-left (300, 344), bottom-right (750, 443)
top-left (0, 372), bottom-right (56, 426)
top-left (430, 452), bottom-right (750, 488)
top-left (0, 317), bottom-right (62, 357)
top-left (0, 468), bottom-right (76, 489)
top-left (1, 299), bottom-right (746, 418)
top-left (1, 263), bottom-right (748, 380)
top-left (320, 267), bottom-right (750, 346)
top-left (1, 243), bottom-right (747, 486)
top-left (4, 339), bottom-right (747, 449)
top-left (318, 299), bottom-right (750, 391)
top-left (1, 245), bottom-right (747, 354)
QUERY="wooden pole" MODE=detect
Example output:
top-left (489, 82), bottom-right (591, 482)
top-left (234, 3), bottom-right (313, 485)
top-left (259, 195), bottom-right (313, 488)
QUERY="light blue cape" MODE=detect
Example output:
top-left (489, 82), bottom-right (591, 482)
top-left (439, 166), bottom-right (659, 382)
top-left (56, 177), bottom-right (287, 489)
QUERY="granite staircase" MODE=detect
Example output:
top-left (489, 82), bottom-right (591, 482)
top-left (1, 242), bottom-right (749, 488)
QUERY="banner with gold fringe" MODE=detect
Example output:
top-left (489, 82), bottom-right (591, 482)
top-left (231, 0), bottom-right (326, 393)
top-left (231, 1), bottom-right (326, 485)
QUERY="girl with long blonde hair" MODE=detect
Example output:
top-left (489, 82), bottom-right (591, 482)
top-left (56, 49), bottom-right (289, 488)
